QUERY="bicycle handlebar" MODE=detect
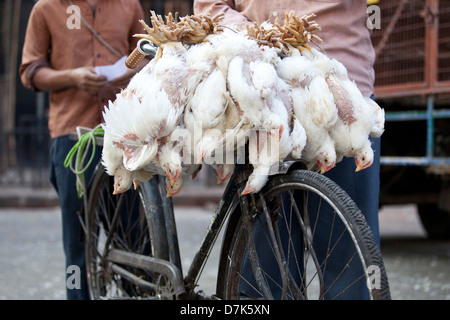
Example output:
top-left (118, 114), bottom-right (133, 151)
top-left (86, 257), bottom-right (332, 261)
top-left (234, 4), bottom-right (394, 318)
top-left (125, 39), bottom-right (158, 69)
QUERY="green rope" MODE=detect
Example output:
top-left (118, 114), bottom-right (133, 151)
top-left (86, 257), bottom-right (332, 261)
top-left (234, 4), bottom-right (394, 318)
top-left (64, 126), bottom-right (104, 198)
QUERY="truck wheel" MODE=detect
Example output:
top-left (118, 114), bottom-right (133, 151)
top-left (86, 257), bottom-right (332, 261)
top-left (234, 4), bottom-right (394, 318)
top-left (418, 204), bottom-right (450, 239)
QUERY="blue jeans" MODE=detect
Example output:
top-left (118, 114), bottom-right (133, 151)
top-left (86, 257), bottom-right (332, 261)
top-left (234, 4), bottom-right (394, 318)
top-left (49, 136), bottom-right (102, 300)
top-left (240, 136), bottom-right (381, 299)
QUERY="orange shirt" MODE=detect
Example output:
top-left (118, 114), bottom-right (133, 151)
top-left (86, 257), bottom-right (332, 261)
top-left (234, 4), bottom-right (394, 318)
top-left (20, 0), bottom-right (144, 138)
top-left (194, 0), bottom-right (376, 98)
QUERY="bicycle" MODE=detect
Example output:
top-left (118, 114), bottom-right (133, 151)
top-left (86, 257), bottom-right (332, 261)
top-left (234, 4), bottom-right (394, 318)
top-left (70, 130), bottom-right (391, 300)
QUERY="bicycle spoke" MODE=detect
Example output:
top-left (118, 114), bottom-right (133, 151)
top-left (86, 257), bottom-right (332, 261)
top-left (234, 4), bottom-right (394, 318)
top-left (275, 194), bottom-right (305, 299)
top-left (288, 191), bottom-right (325, 299)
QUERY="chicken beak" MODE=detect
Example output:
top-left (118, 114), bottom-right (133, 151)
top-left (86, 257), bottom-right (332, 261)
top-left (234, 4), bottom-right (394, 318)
top-left (216, 173), bottom-right (231, 184)
top-left (165, 184), bottom-right (172, 198)
top-left (268, 126), bottom-right (283, 141)
top-left (165, 185), bottom-right (180, 197)
top-left (279, 125), bottom-right (284, 140)
top-left (355, 160), bottom-right (373, 172)
top-left (133, 179), bottom-right (140, 190)
top-left (240, 185), bottom-right (254, 195)
top-left (196, 151), bottom-right (206, 165)
top-left (355, 159), bottom-right (362, 172)
top-left (113, 188), bottom-right (123, 195)
top-left (319, 161), bottom-right (335, 174)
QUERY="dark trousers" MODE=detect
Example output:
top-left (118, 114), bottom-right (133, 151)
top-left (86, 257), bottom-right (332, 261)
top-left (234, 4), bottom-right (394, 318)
top-left (49, 136), bottom-right (102, 300)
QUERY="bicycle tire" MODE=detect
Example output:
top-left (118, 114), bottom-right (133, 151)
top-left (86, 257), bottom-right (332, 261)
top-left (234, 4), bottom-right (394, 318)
top-left (84, 165), bottom-right (171, 299)
top-left (218, 169), bottom-right (391, 300)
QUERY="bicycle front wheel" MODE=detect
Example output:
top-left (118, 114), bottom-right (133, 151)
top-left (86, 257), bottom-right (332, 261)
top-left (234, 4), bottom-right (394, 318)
top-left (84, 166), bottom-right (173, 299)
top-left (219, 169), bottom-right (390, 300)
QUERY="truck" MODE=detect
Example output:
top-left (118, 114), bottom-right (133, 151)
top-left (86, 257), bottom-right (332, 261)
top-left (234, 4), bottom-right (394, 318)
top-left (371, 0), bottom-right (450, 238)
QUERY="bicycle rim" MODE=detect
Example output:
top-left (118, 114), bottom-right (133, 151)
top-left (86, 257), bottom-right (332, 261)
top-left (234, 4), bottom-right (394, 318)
top-left (220, 169), bottom-right (390, 300)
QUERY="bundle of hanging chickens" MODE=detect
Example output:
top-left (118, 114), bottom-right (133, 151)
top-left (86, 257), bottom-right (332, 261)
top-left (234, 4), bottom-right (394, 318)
top-left (101, 10), bottom-right (385, 197)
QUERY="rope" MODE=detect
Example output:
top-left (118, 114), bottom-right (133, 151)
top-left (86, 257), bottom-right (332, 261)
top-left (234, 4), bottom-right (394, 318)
top-left (64, 125), bottom-right (104, 198)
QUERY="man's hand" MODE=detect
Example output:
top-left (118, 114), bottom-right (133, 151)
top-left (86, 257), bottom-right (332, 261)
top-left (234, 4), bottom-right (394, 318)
top-left (70, 67), bottom-right (107, 94)
top-left (110, 68), bottom-right (136, 90)
top-left (110, 56), bottom-right (151, 90)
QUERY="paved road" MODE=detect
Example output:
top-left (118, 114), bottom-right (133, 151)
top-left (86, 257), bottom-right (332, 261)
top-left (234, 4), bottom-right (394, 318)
top-left (0, 203), bottom-right (449, 300)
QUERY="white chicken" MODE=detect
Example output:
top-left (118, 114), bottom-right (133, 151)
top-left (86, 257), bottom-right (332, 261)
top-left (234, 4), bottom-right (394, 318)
top-left (165, 163), bottom-right (202, 197)
top-left (103, 41), bottom-right (201, 176)
top-left (101, 123), bottom-right (157, 194)
top-left (207, 28), bottom-right (279, 67)
top-left (155, 137), bottom-right (183, 185)
top-left (323, 57), bottom-right (377, 171)
top-left (189, 68), bottom-right (229, 161)
top-left (285, 59), bottom-right (338, 173)
top-left (102, 94), bottom-right (159, 173)
top-left (290, 115), bottom-right (307, 159)
top-left (241, 129), bottom-right (281, 195)
top-left (101, 126), bottom-right (134, 194)
top-left (227, 56), bottom-right (283, 135)
top-left (121, 58), bottom-right (156, 101)
top-left (242, 82), bottom-right (294, 194)
top-left (365, 97), bottom-right (385, 138)
top-left (201, 94), bottom-right (247, 183)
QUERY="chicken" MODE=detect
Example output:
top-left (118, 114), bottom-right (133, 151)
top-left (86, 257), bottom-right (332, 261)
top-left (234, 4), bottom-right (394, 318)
top-left (241, 130), bottom-right (280, 195)
top-left (122, 59), bottom-right (156, 101)
top-left (186, 46), bottom-right (247, 175)
top-left (365, 97), bottom-right (385, 138)
top-left (188, 68), bottom-right (229, 161)
top-left (101, 123), bottom-right (158, 194)
top-left (166, 163), bottom-right (202, 197)
top-left (102, 94), bottom-right (159, 173)
top-left (248, 59), bottom-right (288, 138)
top-left (276, 54), bottom-right (316, 89)
top-left (276, 55), bottom-right (313, 162)
top-left (354, 140), bottom-right (374, 172)
top-left (290, 115), bottom-right (307, 159)
top-left (213, 163), bottom-right (235, 184)
top-left (101, 128), bottom-right (134, 194)
top-left (155, 137), bottom-right (183, 185)
top-left (290, 71), bottom-right (338, 173)
top-left (323, 58), bottom-right (377, 170)
top-left (227, 56), bottom-right (283, 135)
top-left (207, 27), bottom-right (279, 66)
top-left (103, 41), bottom-right (202, 174)
top-left (241, 89), bottom-right (293, 195)
top-left (153, 42), bottom-right (202, 110)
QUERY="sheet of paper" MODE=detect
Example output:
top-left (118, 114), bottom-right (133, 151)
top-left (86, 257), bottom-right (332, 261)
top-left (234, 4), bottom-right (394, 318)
top-left (95, 56), bottom-right (128, 81)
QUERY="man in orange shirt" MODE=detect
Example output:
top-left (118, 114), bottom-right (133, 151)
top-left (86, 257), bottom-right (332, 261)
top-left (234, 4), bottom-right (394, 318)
top-left (20, 0), bottom-right (146, 299)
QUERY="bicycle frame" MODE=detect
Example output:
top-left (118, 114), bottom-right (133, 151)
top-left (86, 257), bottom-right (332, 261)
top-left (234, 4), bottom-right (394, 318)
top-left (183, 164), bottom-right (242, 293)
top-left (162, 160), bottom-right (303, 299)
